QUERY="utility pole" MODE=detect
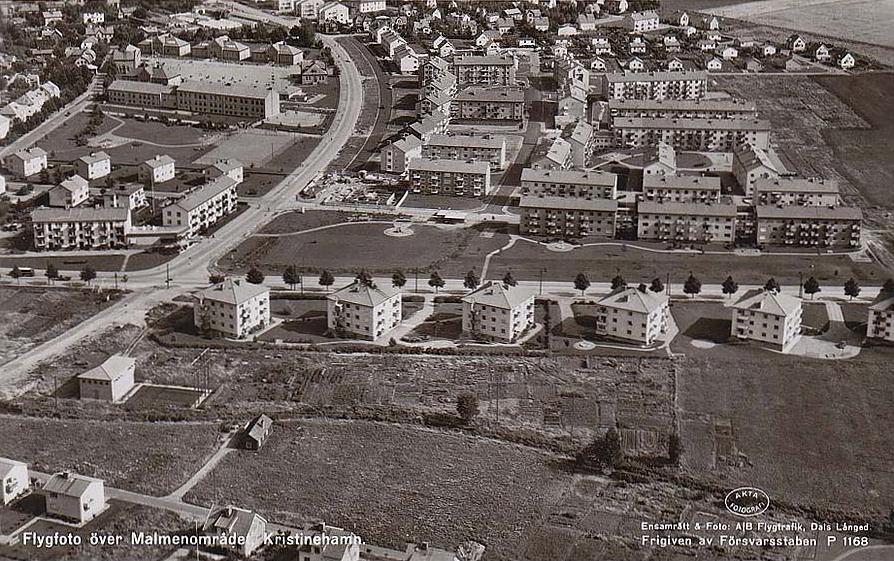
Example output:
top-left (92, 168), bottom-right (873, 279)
top-left (539, 267), bottom-right (546, 295)
top-left (798, 271), bottom-right (804, 299)
top-left (166, 263), bottom-right (171, 289)
top-left (114, 272), bottom-right (118, 290)
top-left (414, 268), bottom-right (419, 293)
top-left (666, 272), bottom-right (670, 297)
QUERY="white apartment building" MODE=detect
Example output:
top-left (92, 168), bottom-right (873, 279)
top-left (77, 355), bottom-right (136, 402)
top-left (462, 281), bottom-right (534, 342)
top-left (614, 117), bottom-right (771, 151)
top-left (594, 287), bottom-right (670, 345)
top-left (755, 205), bottom-right (861, 249)
top-left (731, 289), bottom-right (802, 351)
top-left (75, 151), bottom-right (111, 180)
top-left (408, 158), bottom-right (492, 198)
top-left (48, 175), bottom-right (90, 208)
top-left (519, 195), bottom-right (618, 238)
top-left (637, 201), bottom-right (737, 243)
top-left (139, 155), bottom-right (175, 186)
top-left (867, 293), bottom-right (894, 343)
top-left (7, 147), bottom-right (47, 179)
top-left (204, 158), bottom-right (244, 185)
top-left (608, 98), bottom-right (758, 120)
top-left (422, 134), bottom-right (507, 170)
top-left (327, 281), bottom-right (402, 341)
top-left (103, 183), bottom-right (147, 210)
top-left (732, 143), bottom-right (791, 197)
top-left (31, 207), bottom-right (131, 250)
top-left (602, 71), bottom-right (708, 101)
top-left (44, 472), bottom-right (106, 523)
top-left (754, 177), bottom-right (839, 207)
top-left (381, 136), bottom-right (423, 173)
top-left (298, 0), bottom-right (325, 19)
top-left (625, 11), bottom-right (660, 32)
top-left (0, 458), bottom-right (29, 505)
top-left (194, 279), bottom-right (271, 339)
top-left (348, 0), bottom-right (386, 13)
top-left (521, 168), bottom-right (618, 200)
top-left (642, 175), bottom-right (722, 203)
top-left (163, 176), bottom-right (238, 237)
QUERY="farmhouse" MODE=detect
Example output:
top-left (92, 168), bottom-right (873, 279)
top-left (327, 281), bottom-right (402, 341)
top-left (0, 458), bottom-right (29, 505)
top-left (44, 472), bottom-right (106, 523)
top-left (594, 287), bottom-right (670, 345)
top-left (731, 289), bottom-right (802, 351)
top-left (77, 355), bottom-right (136, 402)
top-left (194, 279), bottom-right (271, 339)
top-left (462, 281), bottom-right (534, 343)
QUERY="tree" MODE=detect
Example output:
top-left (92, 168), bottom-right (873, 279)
top-left (463, 269), bottom-right (479, 290)
top-left (429, 271), bottom-right (445, 293)
top-left (80, 265), bottom-right (96, 285)
top-left (575, 427), bottom-right (623, 469)
top-left (9, 266), bottom-right (22, 284)
top-left (721, 275), bottom-right (738, 298)
top-left (803, 276), bottom-right (821, 299)
top-left (283, 265), bottom-right (300, 290)
top-left (683, 273), bottom-right (701, 298)
top-left (764, 277), bottom-right (781, 293)
top-left (319, 269), bottom-right (334, 291)
top-left (668, 432), bottom-right (683, 465)
top-left (882, 278), bottom-right (894, 294)
top-left (649, 277), bottom-right (664, 293)
top-left (392, 270), bottom-right (407, 289)
top-left (502, 271), bottom-right (517, 287)
top-left (45, 263), bottom-right (58, 284)
top-left (209, 274), bottom-right (225, 284)
top-left (456, 393), bottom-right (479, 424)
top-left (573, 272), bottom-right (590, 295)
top-left (844, 278), bottom-right (861, 300)
top-left (246, 267), bottom-right (265, 285)
top-left (610, 274), bottom-right (626, 291)
top-left (355, 269), bottom-right (373, 287)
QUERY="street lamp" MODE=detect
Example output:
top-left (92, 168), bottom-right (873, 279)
top-left (539, 267), bottom-right (547, 296)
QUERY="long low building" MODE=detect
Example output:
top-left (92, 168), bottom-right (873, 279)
top-left (601, 71), bottom-right (708, 101)
top-left (637, 201), bottom-right (738, 243)
top-left (452, 55), bottom-right (517, 86)
top-left (754, 177), bottom-right (839, 207)
top-left (755, 205), bottom-right (861, 249)
top-left (422, 134), bottom-right (506, 170)
top-left (521, 168), bottom-right (618, 199)
top-left (608, 98), bottom-right (758, 120)
top-left (453, 87), bottom-right (525, 121)
top-left (162, 176), bottom-right (238, 237)
top-left (614, 116), bottom-right (771, 151)
top-left (642, 175), bottom-right (722, 203)
top-left (407, 158), bottom-right (492, 197)
top-left (106, 79), bottom-right (280, 120)
top-left (31, 207), bottom-right (131, 250)
top-left (519, 195), bottom-right (618, 238)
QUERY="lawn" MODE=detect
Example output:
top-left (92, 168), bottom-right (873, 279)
top-left (0, 416), bottom-right (220, 495)
top-left (403, 302), bottom-right (463, 341)
top-left (0, 253), bottom-right (126, 273)
top-left (237, 135), bottom-right (323, 197)
top-left (488, 240), bottom-right (887, 284)
top-left (400, 194), bottom-right (486, 211)
top-left (185, 419), bottom-right (571, 557)
top-left (258, 210), bottom-right (357, 235)
top-left (114, 119), bottom-right (209, 145)
top-left (219, 223), bottom-right (510, 278)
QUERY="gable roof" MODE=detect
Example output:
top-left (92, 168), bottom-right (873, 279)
top-left (77, 355), bottom-right (135, 382)
top-left (732, 289), bottom-right (801, 317)
top-left (246, 414), bottom-right (272, 442)
top-left (462, 280), bottom-right (531, 310)
top-left (0, 457), bottom-right (27, 479)
top-left (44, 472), bottom-right (103, 497)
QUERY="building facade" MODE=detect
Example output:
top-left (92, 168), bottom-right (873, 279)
top-left (452, 55), bottom-right (517, 86)
top-left (519, 195), bottom-right (618, 238)
top-left (76, 151), bottom-right (111, 180)
top-left (731, 289), bottom-right (802, 351)
top-left (327, 281), bottom-right (402, 341)
top-left (408, 158), bottom-right (492, 197)
top-left (637, 201), bottom-right (737, 243)
top-left (521, 168), bottom-right (618, 199)
top-left (602, 71), bottom-right (708, 101)
top-left (594, 287), bottom-right (670, 345)
top-left (642, 175), bottom-right (722, 203)
top-left (162, 176), bottom-right (238, 237)
top-left (44, 473), bottom-right (105, 523)
top-left (755, 205), bottom-right (861, 249)
top-left (194, 279), bottom-right (271, 339)
top-left (867, 293), bottom-right (894, 343)
top-left (453, 87), bottom-right (524, 121)
top-left (462, 281), bottom-right (534, 342)
top-left (31, 207), bottom-right (131, 250)
top-left (754, 177), bottom-right (839, 207)
top-left (614, 117), bottom-right (771, 151)
top-left (422, 134), bottom-right (506, 170)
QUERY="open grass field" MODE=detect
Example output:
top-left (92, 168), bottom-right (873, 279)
top-left (0, 416), bottom-right (220, 495)
top-left (0, 286), bottom-right (122, 367)
top-left (193, 128), bottom-right (297, 168)
top-left (238, 135), bottom-right (323, 197)
top-left (489, 240), bottom-right (887, 284)
top-left (114, 119), bottom-right (209, 145)
top-left (0, 253), bottom-right (126, 272)
top-left (219, 223), bottom-right (510, 277)
top-left (258, 210), bottom-right (360, 234)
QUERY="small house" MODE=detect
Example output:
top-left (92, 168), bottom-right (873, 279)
top-left (44, 472), bottom-right (106, 523)
top-left (242, 414), bottom-right (273, 450)
top-left (77, 355), bottom-right (136, 402)
top-left (0, 458), bottom-right (29, 505)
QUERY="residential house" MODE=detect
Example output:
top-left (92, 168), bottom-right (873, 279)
top-left (594, 286), bottom-right (670, 345)
top-left (139, 155), bottom-right (175, 187)
top-left (381, 135), bottom-right (423, 173)
top-left (867, 291), bottom-right (894, 343)
top-left (557, 24), bottom-right (577, 37)
top-left (44, 472), bottom-right (106, 523)
top-left (667, 57), bottom-right (685, 71)
top-left (319, 2), bottom-right (351, 25)
top-left (82, 11), bottom-right (105, 24)
top-left (533, 16), bottom-right (549, 32)
top-left (300, 60), bottom-right (329, 84)
top-left (590, 36), bottom-right (612, 54)
top-left (627, 57), bottom-right (645, 71)
top-left (625, 11), bottom-right (660, 33)
top-left (732, 142), bottom-right (792, 197)
top-left (77, 355), bottom-right (136, 402)
top-left (326, 281), bottom-right (402, 341)
top-left (204, 158), bottom-right (244, 185)
top-left (663, 35), bottom-right (682, 53)
top-left (719, 46), bottom-right (738, 60)
top-left (76, 151), bottom-right (111, 180)
top-left (629, 36), bottom-right (647, 55)
top-left (731, 289), bottom-right (802, 351)
top-left (787, 34), bottom-right (806, 52)
top-left (49, 175), bottom-right (90, 208)
top-left (103, 183), bottom-right (147, 210)
top-left (814, 43), bottom-right (831, 62)
top-left (462, 281), bottom-right (534, 342)
top-left (762, 44), bottom-right (777, 57)
top-left (202, 506), bottom-right (268, 557)
top-left (242, 414), bottom-right (273, 450)
top-left (698, 15), bottom-right (720, 30)
top-left (193, 279), bottom-right (271, 339)
top-left (0, 459), bottom-right (29, 506)
top-left (838, 52), bottom-right (855, 69)
top-left (7, 147), bottom-right (48, 179)
top-left (578, 13), bottom-right (597, 31)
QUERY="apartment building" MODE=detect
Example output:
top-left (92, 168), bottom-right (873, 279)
top-left (75, 151), bottom-right (111, 180)
top-left (162, 176), bottom-right (238, 237)
top-left (106, 80), bottom-right (280, 120)
top-left (204, 158), bottom-right (244, 185)
top-left (594, 286), bottom-right (670, 345)
top-left (408, 158), bottom-right (492, 197)
top-left (602, 71), bottom-right (708, 101)
top-left (607, 98), bottom-right (758, 120)
top-left (453, 87), bottom-right (525, 121)
top-left (381, 136), bottom-right (423, 173)
top-left (139, 154), bottom-right (176, 186)
top-left (31, 207), bottom-right (131, 250)
top-left (731, 289), bottom-right (802, 351)
top-left (732, 142), bottom-right (792, 197)
top-left (48, 175), bottom-right (89, 208)
top-left (637, 201), bottom-right (737, 243)
top-left (462, 281), bottom-right (534, 342)
top-left (44, 473), bottom-right (105, 524)
top-left (297, 0), bottom-right (325, 19)
top-left (103, 183), bottom-right (147, 210)
top-left (346, 0), bottom-right (386, 13)
top-left (420, 56), bottom-right (453, 86)
top-left (7, 147), bottom-right (47, 179)
top-left (452, 55), bottom-right (517, 86)
top-left (867, 292), bottom-right (894, 343)
top-left (194, 279), bottom-right (271, 339)
top-left (642, 175), bottom-right (722, 203)
top-left (563, 119), bottom-right (595, 168)
top-left (625, 10), bottom-right (660, 32)
top-left (755, 205), bottom-right (861, 249)
top-left (614, 117), bottom-right (771, 151)
top-left (519, 195), bottom-right (618, 238)
top-left (521, 168), bottom-right (618, 200)
top-left (327, 281), bottom-right (402, 341)
top-left (422, 134), bottom-right (506, 170)
top-left (754, 177), bottom-right (839, 207)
